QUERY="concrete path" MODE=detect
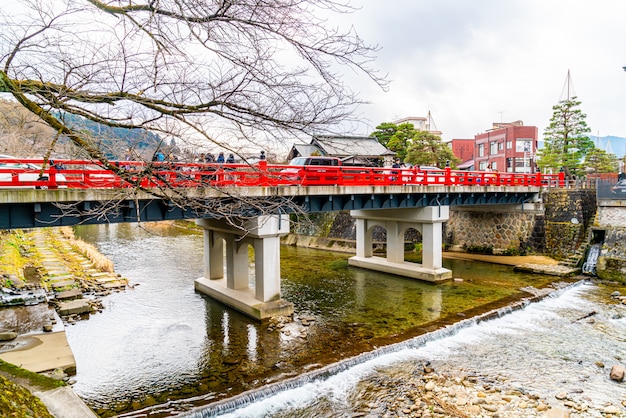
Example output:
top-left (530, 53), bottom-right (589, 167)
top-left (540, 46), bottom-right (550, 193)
top-left (34, 387), bottom-right (98, 418)
top-left (0, 331), bottom-right (76, 374)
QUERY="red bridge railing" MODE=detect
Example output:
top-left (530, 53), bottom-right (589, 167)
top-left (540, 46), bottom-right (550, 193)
top-left (0, 157), bottom-right (565, 190)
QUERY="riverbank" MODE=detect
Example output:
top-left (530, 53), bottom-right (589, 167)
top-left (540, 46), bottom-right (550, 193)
top-left (0, 227), bottom-right (126, 418)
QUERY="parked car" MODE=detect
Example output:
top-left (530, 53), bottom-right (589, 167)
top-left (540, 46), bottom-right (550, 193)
top-left (280, 156), bottom-right (342, 183)
top-left (0, 155), bottom-right (67, 188)
top-left (611, 179), bottom-right (626, 196)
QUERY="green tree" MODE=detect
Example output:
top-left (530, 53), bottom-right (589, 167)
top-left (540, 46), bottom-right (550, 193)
top-left (385, 123), bottom-right (416, 162)
top-left (537, 97), bottom-right (594, 176)
top-left (405, 131), bottom-right (460, 168)
top-left (370, 122), bottom-right (399, 148)
top-left (583, 148), bottom-right (619, 173)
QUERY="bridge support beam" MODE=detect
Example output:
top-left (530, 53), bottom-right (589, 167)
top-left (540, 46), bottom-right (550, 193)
top-left (349, 207), bottom-right (452, 282)
top-left (194, 215), bottom-right (293, 320)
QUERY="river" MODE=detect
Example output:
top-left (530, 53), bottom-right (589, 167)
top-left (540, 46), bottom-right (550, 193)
top-left (66, 222), bottom-right (625, 417)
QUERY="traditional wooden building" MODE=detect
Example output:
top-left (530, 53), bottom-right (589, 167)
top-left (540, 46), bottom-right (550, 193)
top-left (288, 135), bottom-right (395, 167)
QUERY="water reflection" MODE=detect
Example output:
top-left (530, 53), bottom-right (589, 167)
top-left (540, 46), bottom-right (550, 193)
top-left (67, 222), bottom-right (560, 416)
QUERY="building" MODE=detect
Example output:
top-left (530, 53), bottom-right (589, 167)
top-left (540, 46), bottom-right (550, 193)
top-left (287, 135), bottom-right (395, 166)
top-left (392, 111), bottom-right (442, 137)
top-left (452, 121), bottom-right (538, 173)
top-left (451, 139), bottom-right (475, 169)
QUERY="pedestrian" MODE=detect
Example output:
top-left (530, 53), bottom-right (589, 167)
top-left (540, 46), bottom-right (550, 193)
top-left (216, 152), bottom-right (225, 163)
top-left (259, 150), bottom-right (266, 160)
top-left (391, 159), bottom-right (401, 181)
top-left (152, 150), bottom-right (165, 162)
top-left (226, 153), bottom-right (235, 163)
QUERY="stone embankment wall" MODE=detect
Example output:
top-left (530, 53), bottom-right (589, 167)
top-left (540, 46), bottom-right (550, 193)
top-left (596, 202), bottom-right (626, 282)
top-left (542, 189), bottom-right (596, 259)
top-left (443, 206), bottom-right (544, 255)
top-left (442, 189), bottom-right (596, 258)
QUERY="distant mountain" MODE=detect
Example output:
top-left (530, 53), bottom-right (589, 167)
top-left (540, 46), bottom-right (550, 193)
top-left (591, 135), bottom-right (626, 158)
top-left (58, 112), bottom-right (162, 158)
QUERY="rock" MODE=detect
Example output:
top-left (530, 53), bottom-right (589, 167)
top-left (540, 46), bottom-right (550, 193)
top-left (604, 405), bottom-right (620, 414)
top-left (0, 331), bottom-right (17, 341)
top-left (43, 323), bottom-right (53, 332)
top-left (545, 408), bottom-right (571, 418)
top-left (537, 403), bottom-right (550, 411)
top-left (555, 391), bottom-right (568, 400)
top-left (610, 365), bottom-right (625, 382)
top-left (482, 404), bottom-right (498, 412)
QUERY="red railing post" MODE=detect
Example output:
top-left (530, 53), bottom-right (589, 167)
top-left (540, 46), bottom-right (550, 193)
top-left (444, 167), bottom-right (452, 186)
top-left (49, 165), bottom-right (58, 189)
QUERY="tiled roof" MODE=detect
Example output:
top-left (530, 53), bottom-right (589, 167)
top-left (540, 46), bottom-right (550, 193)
top-left (312, 135), bottom-right (395, 157)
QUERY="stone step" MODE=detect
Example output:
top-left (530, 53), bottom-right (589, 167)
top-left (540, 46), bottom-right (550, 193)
top-left (102, 282), bottom-right (127, 289)
top-left (55, 288), bottom-right (83, 300)
top-left (57, 299), bottom-right (91, 316)
top-left (51, 280), bottom-right (78, 289)
top-left (46, 275), bottom-right (74, 282)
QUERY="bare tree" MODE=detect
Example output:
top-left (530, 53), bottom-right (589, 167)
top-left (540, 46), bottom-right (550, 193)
top-left (0, 0), bottom-right (384, 220)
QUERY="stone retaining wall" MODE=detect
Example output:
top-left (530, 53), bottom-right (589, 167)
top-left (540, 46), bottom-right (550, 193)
top-left (443, 207), bottom-right (544, 254)
top-left (542, 189), bottom-right (596, 260)
top-left (596, 204), bottom-right (626, 283)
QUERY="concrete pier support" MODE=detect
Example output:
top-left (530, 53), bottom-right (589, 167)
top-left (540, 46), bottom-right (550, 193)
top-left (349, 207), bottom-right (452, 282)
top-left (194, 214), bottom-right (294, 320)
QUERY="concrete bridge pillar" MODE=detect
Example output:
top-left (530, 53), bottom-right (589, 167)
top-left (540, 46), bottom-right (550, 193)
top-left (194, 214), bottom-right (293, 320)
top-left (349, 207), bottom-right (452, 282)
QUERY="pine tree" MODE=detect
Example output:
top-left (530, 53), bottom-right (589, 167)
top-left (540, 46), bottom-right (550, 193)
top-left (537, 96), bottom-right (593, 176)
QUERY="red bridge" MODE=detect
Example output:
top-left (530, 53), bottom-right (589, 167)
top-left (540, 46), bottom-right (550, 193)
top-left (0, 156), bottom-right (567, 319)
top-left (0, 157), bottom-right (564, 189)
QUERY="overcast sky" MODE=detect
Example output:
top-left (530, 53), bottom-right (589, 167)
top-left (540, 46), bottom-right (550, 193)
top-left (344, 0), bottom-right (626, 142)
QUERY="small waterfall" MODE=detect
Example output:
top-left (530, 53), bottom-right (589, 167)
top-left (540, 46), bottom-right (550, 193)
top-left (582, 243), bottom-right (602, 275)
top-left (182, 281), bottom-right (586, 418)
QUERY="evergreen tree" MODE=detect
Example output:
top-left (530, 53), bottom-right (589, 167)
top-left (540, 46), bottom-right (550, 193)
top-left (405, 130), bottom-right (460, 168)
top-left (370, 122), bottom-right (399, 148)
top-left (385, 123), bottom-right (415, 162)
top-left (583, 148), bottom-right (619, 173)
top-left (371, 122), bottom-right (460, 167)
top-left (537, 96), bottom-right (593, 176)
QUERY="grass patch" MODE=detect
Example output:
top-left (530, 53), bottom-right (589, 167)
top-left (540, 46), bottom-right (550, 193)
top-left (0, 359), bottom-right (66, 391)
top-left (0, 374), bottom-right (55, 418)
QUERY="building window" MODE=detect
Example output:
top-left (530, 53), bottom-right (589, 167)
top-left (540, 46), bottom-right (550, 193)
top-left (506, 140), bottom-right (512, 149)
top-left (490, 142), bottom-right (497, 155)
top-left (498, 142), bottom-right (504, 151)
top-left (478, 144), bottom-right (484, 157)
top-left (479, 161), bottom-right (488, 170)
top-left (491, 161), bottom-right (497, 171)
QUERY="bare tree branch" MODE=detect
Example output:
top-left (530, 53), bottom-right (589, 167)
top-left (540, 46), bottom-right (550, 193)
top-left (0, 0), bottom-right (386, 222)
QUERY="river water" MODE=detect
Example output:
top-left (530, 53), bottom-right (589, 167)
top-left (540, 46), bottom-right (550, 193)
top-left (67, 223), bottom-right (626, 417)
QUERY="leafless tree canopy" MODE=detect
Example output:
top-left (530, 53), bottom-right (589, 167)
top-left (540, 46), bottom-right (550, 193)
top-left (1, 0), bottom-right (383, 157)
top-left (0, 0), bottom-right (384, 220)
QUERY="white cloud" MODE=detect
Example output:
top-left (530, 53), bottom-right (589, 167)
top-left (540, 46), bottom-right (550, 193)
top-left (343, 0), bottom-right (626, 141)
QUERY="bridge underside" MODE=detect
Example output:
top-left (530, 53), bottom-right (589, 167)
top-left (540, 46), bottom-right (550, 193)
top-left (0, 188), bottom-right (537, 229)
